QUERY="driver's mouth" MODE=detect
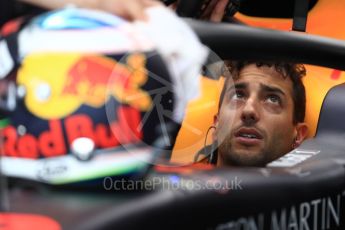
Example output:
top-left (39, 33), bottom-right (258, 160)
top-left (234, 128), bottom-right (263, 145)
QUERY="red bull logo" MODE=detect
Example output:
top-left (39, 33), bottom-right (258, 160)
top-left (17, 53), bottom-right (152, 120)
top-left (61, 53), bottom-right (152, 111)
top-left (2, 53), bottom-right (157, 159)
top-left (1, 106), bottom-right (142, 159)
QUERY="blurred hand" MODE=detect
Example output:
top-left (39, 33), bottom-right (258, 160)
top-left (96, 0), bottom-right (162, 21)
top-left (19, 0), bottom-right (162, 21)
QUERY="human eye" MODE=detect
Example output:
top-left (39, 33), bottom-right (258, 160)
top-left (266, 94), bottom-right (281, 105)
top-left (230, 90), bottom-right (245, 101)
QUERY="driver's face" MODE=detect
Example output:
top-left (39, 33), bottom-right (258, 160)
top-left (214, 64), bottom-right (297, 166)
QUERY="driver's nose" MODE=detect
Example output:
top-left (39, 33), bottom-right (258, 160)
top-left (241, 97), bottom-right (259, 125)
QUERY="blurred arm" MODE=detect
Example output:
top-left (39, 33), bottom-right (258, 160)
top-left (18, 0), bottom-right (162, 21)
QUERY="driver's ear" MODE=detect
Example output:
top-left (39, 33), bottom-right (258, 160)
top-left (294, 122), bottom-right (308, 148)
top-left (212, 114), bottom-right (219, 141)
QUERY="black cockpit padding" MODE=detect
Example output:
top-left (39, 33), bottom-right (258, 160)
top-left (316, 83), bottom-right (345, 137)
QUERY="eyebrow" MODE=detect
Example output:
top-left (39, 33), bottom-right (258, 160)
top-left (260, 84), bottom-right (286, 97)
top-left (226, 82), bottom-right (286, 97)
top-left (226, 83), bottom-right (247, 93)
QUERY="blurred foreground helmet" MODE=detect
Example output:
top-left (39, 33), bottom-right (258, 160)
top-left (0, 7), bottom-right (208, 185)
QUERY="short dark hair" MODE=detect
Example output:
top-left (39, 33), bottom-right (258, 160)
top-left (219, 60), bottom-right (307, 124)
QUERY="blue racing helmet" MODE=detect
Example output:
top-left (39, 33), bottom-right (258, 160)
top-left (0, 8), bottom-right (206, 186)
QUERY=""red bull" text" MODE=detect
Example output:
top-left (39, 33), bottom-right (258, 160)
top-left (1, 106), bottom-right (142, 159)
